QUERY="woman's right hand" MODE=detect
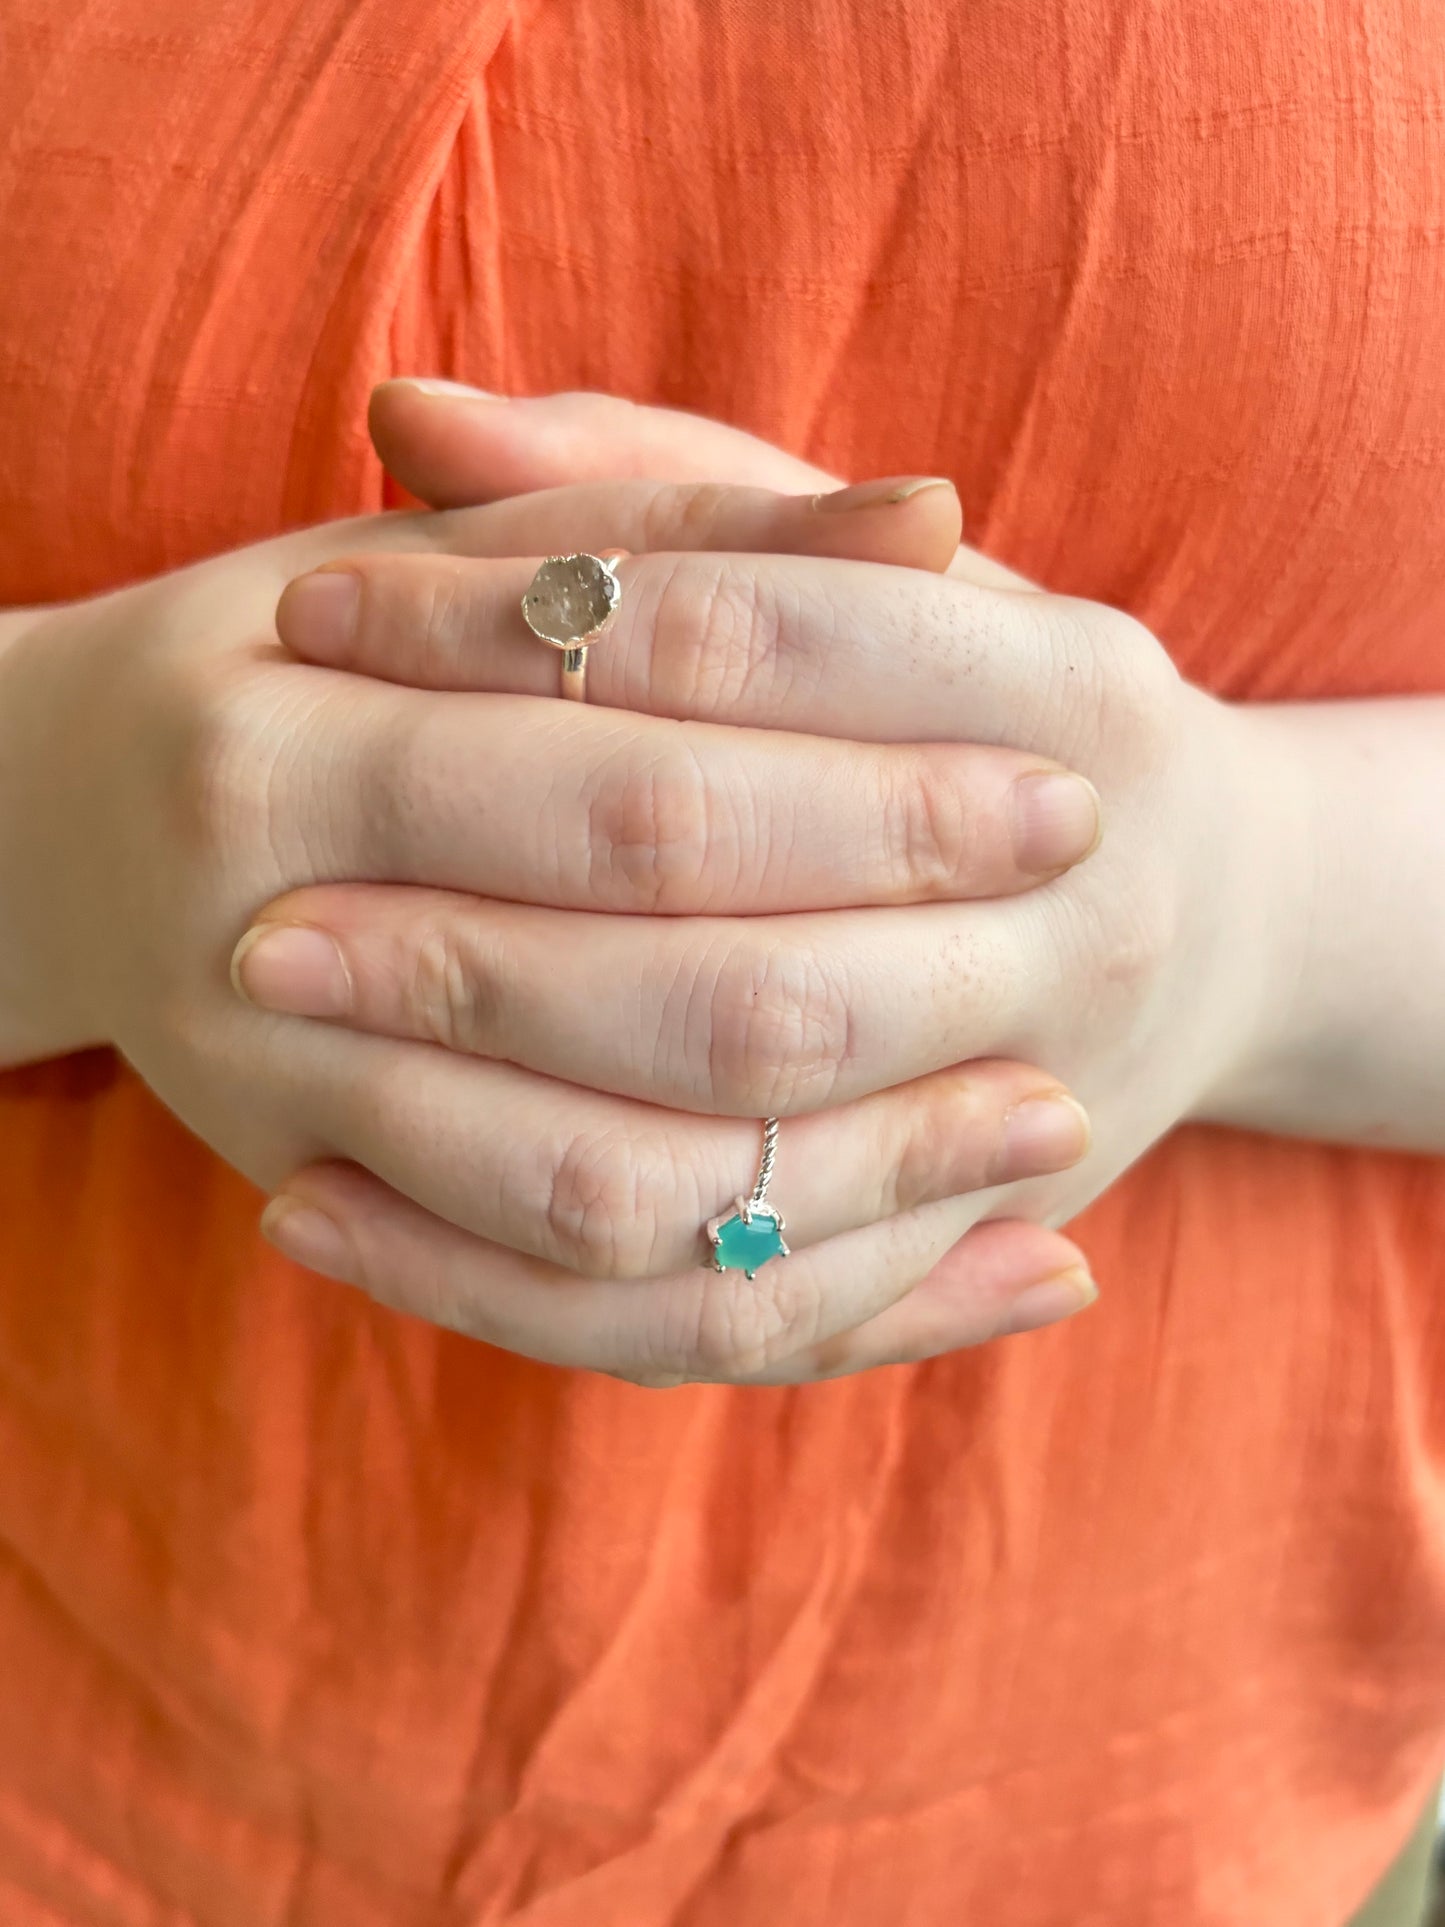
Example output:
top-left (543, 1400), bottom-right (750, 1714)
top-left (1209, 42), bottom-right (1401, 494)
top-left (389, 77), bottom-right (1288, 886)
top-left (0, 479), bottom-right (1095, 1378)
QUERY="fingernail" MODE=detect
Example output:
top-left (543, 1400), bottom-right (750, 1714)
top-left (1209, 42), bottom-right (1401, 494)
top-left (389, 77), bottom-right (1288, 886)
top-left (281, 569), bottom-right (358, 657)
top-left (999, 1268), bottom-right (1098, 1337)
top-left (996, 1092), bottom-right (1092, 1179)
top-left (392, 377), bottom-right (504, 402)
top-left (811, 475), bottom-right (957, 514)
top-left (261, 1198), bottom-right (353, 1280)
top-left (231, 924), bottom-right (352, 1017)
top-left (1010, 770), bottom-right (1102, 875)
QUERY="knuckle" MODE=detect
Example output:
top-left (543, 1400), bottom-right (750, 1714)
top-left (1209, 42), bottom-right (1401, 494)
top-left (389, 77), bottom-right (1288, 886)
top-left (542, 1128), bottom-right (671, 1278)
top-left (337, 555), bottom-right (470, 684)
top-left (647, 555), bottom-right (773, 713)
top-left (375, 1258), bottom-right (492, 1348)
top-left (1099, 889), bottom-right (1180, 993)
top-left (1044, 599), bottom-right (1180, 773)
top-left (357, 701), bottom-right (433, 869)
top-left (160, 658), bottom-right (294, 866)
top-left (585, 742), bottom-right (734, 912)
top-left (638, 481), bottom-right (736, 556)
top-left (1098, 608), bottom-right (1179, 729)
top-left (686, 1265), bottom-right (826, 1380)
top-left (157, 982), bottom-right (235, 1072)
top-left (414, 562), bottom-right (470, 684)
top-left (407, 916), bottom-right (504, 1053)
top-left (341, 1050), bottom-right (419, 1146)
top-left (889, 1080), bottom-right (990, 1212)
top-left (702, 940), bottom-right (853, 1114)
top-left (881, 750), bottom-right (973, 897)
top-left (1071, 877), bottom-right (1179, 1007)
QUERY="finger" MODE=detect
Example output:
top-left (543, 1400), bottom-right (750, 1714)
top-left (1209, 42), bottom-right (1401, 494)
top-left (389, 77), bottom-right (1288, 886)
top-left (744, 1219), bottom-right (1097, 1383)
top-left (258, 1160), bottom-right (1095, 1382)
top-left (231, 891), bottom-right (1092, 1116)
top-left (281, 1027), bottom-right (1089, 1279)
top-left (277, 481), bottom-right (962, 681)
top-left (280, 548), bottom-right (1077, 747)
top-left (368, 379), bottom-right (1037, 591)
top-left (317, 692), bottom-right (1102, 915)
top-left (369, 381), bottom-right (843, 503)
top-left (198, 475), bottom-right (957, 648)
top-left (280, 521), bottom-right (950, 695)
top-left (436, 474), bottom-right (962, 571)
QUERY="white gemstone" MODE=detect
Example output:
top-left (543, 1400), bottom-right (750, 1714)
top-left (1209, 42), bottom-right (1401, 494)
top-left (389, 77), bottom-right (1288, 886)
top-left (522, 554), bottom-right (620, 648)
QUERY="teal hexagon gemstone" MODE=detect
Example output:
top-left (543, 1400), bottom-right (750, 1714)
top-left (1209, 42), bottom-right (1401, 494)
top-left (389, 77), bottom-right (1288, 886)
top-left (708, 1208), bottom-right (788, 1280)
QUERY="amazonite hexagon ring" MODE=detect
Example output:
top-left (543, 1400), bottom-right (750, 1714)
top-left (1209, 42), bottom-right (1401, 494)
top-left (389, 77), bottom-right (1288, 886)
top-left (706, 1117), bottom-right (791, 1282)
top-left (521, 550), bottom-right (627, 701)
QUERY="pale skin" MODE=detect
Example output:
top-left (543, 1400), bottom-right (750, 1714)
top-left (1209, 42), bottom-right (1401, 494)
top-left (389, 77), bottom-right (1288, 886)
top-left (1, 382), bottom-right (1441, 1385)
top-left (0, 462), bottom-right (1098, 1382)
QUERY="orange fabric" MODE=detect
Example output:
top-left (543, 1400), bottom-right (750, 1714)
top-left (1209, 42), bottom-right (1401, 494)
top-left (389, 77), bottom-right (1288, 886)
top-left (1, 1), bottom-right (1444, 1921)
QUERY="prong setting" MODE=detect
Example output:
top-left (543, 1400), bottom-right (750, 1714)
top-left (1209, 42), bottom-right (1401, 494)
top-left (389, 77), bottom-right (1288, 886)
top-left (704, 1120), bottom-right (790, 1278)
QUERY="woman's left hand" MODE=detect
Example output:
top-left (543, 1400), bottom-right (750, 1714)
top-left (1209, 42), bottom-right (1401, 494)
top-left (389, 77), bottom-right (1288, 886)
top-left (244, 386), bottom-right (1300, 1382)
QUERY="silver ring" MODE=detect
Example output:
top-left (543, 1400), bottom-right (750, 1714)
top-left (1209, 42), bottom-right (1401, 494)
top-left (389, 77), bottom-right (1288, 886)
top-left (706, 1117), bottom-right (790, 1279)
top-left (521, 550), bottom-right (626, 701)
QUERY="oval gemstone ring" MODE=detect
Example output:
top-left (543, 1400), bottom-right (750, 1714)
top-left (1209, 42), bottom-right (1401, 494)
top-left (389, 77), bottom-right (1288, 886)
top-left (521, 550), bottom-right (627, 701)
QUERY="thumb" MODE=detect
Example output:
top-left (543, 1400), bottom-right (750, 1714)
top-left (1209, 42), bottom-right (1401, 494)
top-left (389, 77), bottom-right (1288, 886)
top-left (368, 379), bottom-right (1035, 591)
top-left (369, 380), bottom-right (839, 504)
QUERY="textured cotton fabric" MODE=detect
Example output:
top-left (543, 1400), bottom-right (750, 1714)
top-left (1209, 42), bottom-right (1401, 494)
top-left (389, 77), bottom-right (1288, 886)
top-left (2, 2), bottom-right (1444, 1922)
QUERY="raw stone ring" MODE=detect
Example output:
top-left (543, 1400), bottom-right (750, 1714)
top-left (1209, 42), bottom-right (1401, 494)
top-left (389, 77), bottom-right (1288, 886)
top-left (520, 551), bottom-right (626, 701)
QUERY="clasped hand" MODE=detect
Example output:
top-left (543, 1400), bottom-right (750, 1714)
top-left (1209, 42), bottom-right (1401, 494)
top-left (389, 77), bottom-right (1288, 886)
top-left (0, 387), bottom-right (1280, 1384)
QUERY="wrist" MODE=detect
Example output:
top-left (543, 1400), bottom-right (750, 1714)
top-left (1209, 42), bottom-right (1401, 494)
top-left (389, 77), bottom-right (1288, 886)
top-left (1189, 699), bottom-right (1329, 1130)
top-left (0, 606), bottom-right (110, 1067)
